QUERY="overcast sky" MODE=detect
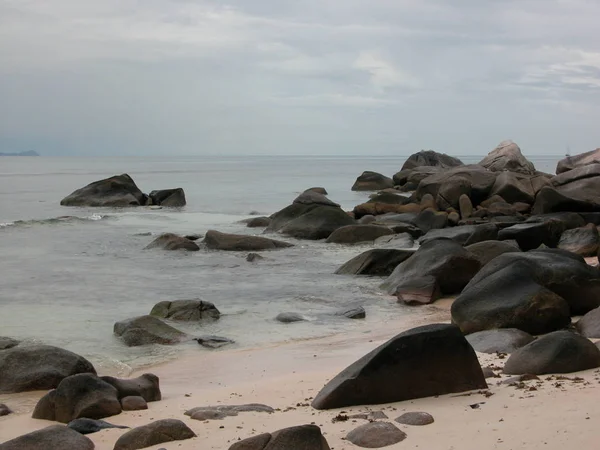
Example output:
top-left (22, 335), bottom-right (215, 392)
top-left (1, 0), bottom-right (599, 156)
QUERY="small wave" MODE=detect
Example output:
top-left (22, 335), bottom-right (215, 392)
top-left (0, 214), bottom-right (111, 229)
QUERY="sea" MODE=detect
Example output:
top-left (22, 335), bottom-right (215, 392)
top-left (0, 154), bottom-right (562, 375)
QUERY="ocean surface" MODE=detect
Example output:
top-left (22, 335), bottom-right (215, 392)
top-left (0, 154), bottom-right (562, 375)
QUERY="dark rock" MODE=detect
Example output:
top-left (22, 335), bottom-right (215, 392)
top-left (489, 172), bottom-right (535, 204)
top-left (346, 422), bottom-right (407, 448)
top-left (60, 174), bottom-right (146, 207)
top-left (326, 225), bottom-right (394, 244)
top-left (412, 209), bottom-right (448, 233)
top-left (480, 194), bottom-right (506, 208)
top-left (148, 188), bottom-right (186, 207)
top-left (229, 424), bottom-right (330, 450)
top-left (579, 212), bottom-right (600, 225)
top-left (401, 150), bottom-right (464, 171)
top-left (479, 140), bottom-right (536, 175)
top-left (267, 203), bottom-right (355, 240)
top-left (395, 411), bottom-right (434, 426)
top-left (334, 306), bottom-right (366, 319)
top-left (358, 215), bottom-right (377, 224)
top-left (0, 404), bottom-right (12, 416)
top-left (465, 329), bottom-right (535, 353)
top-left (353, 202), bottom-right (421, 219)
top-left (504, 331), bottom-right (600, 375)
top-left (32, 373), bottom-right (121, 423)
top-left (394, 166), bottom-right (444, 186)
top-left (229, 433), bottom-right (273, 450)
top-left (448, 211), bottom-right (460, 225)
top-left (304, 187), bottom-right (328, 195)
top-left (465, 240), bottom-right (521, 266)
top-left (419, 223), bottom-right (498, 246)
top-left (487, 202), bottom-right (517, 217)
top-left (335, 249), bottom-right (414, 276)
top-left (183, 234), bottom-right (202, 241)
top-left (186, 403), bottom-right (274, 421)
top-left (246, 253), bottom-right (264, 262)
top-left (557, 223), bottom-right (600, 256)
top-left (381, 239), bottom-right (481, 302)
top-left (293, 191), bottom-right (339, 207)
top-left (482, 368), bottom-right (497, 378)
top-left (113, 419), bottom-right (196, 450)
top-left (576, 307), bottom-right (600, 338)
top-left (388, 223), bottom-right (423, 238)
top-left (459, 194), bottom-right (473, 219)
top-left (144, 233), bottom-right (199, 251)
top-left (352, 171), bottom-right (394, 191)
top-left (395, 275), bottom-right (441, 305)
top-left (195, 335), bottom-right (235, 349)
top-left (150, 299), bottom-right (220, 321)
top-left (373, 233), bottom-right (414, 248)
top-left (498, 221), bottom-right (566, 250)
top-left (68, 418), bottom-right (129, 434)
top-left (0, 345), bottom-right (96, 394)
top-left (121, 396), bottom-right (148, 411)
top-left (245, 217), bottom-right (272, 228)
top-left (367, 192), bottom-right (409, 205)
top-left (556, 148), bottom-right (600, 174)
top-left (311, 324), bottom-right (487, 409)
top-left (275, 313), bottom-right (306, 323)
top-left (204, 230), bottom-right (293, 251)
top-left (0, 425), bottom-right (95, 450)
top-left (114, 315), bottom-right (190, 346)
top-left (526, 212), bottom-right (586, 230)
top-left (0, 337), bottom-right (19, 350)
top-left (100, 374), bottom-right (161, 402)
top-left (513, 202), bottom-right (531, 214)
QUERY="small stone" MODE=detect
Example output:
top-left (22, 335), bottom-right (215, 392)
top-left (0, 403), bottom-right (12, 416)
top-left (395, 411), bottom-right (434, 426)
top-left (346, 422), bottom-right (407, 448)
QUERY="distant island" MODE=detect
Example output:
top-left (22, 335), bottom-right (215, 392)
top-left (0, 150), bottom-right (40, 156)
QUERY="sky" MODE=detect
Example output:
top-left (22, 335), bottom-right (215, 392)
top-left (1, 0), bottom-right (599, 156)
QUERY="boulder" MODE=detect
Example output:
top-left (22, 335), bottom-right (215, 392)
top-left (68, 418), bottom-right (129, 435)
top-left (311, 324), bottom-right (486, 409)
top-left (293, 191), bottom-right (339, 207)
top-left (267, 203), bottom-right (355, 240)
top-left (395, 412), bottom-right (434, 426)
top-left (358, 215), bottom-right (377, 224)
top-left (412, 209), bottom-right (448, 233)
top-left (148, 188), bottom-right (186, 207)
top-left (304, 187), bottom-right (328, 195)
top-left (150, 299), bottom-right (220, 321)
top-left (326, 225), bottom-right (394, 244)
top-left (393, 166), bottom-right (444, 186)
top-left (113, 316), bottom-right (190, 347)
top-left (419, 223), bottom-right (498, 246)
top-left (556, 148), bottom-right (600, 174)
top-left (203, 230), bottom-right (293, 251)
top-left (401, 150), bottom-right (464, 171)
top-left (352, 171), bottom-right (394, 191)
top-left (527, 212), bottom-right (586, 230)
top-left (275, 313), bottom-right (306, 323)
top-left (575, 307), bottom-right (600, 338)
top-left (0, 404), bottom-right (12, 416)
top-left (0, 345), bottom-right (96, 394)
top-left (345, 422), bottom-right (407, 448)
top-left (479, 140), bottom-right (536, 175)
top-left (504, 331), bottom-right (600, 375)
top-left (465, 329), bottom-right (535, 354)
top-left (381, 239), bottom-right (481, 304)
top-left (100, 374), bottom-right (161, 402)
top-left (367, 192), bottom-right (410, 205)
top-left (113, 419), bottom-right (196, 450)
top-left (465, 240), bottom-right (521, 266)
top-left (229, 424), bottom-right (330, 450)
top-left (487, 202), bottom-right (518, 217)
top-left (498, 221), bottom-right (565, 250)
top-left (0, 425), bottom-right (95, 450)
top-left (0, 337), bottom-right (19, 350)
top-left (60, 174), bottom-right (147, 207)
top-left (557, 223), bottom-right (599, 256)
top-left (185, 403), bottom-right (274, 420)
top-left (459, 194), bottom-right (473, 219)
top-left (480, 195), bottom-right (507, 208)
top-left (245, 217), bottom-right (272, 228)
top-left (335, 249), bottom-right (414, 276)
top-left (121, 396), bottom-right (148, 411)
top-left (246, 252), bottom-right (263, 262)
top-left (488, 171), bottom-right (535, 204)
top-left (32, 373), bottom-right (122, 423)
top-left (448, 210), bottom-right (460, 225)
top-left (144, 233), bottom-right (199, 251)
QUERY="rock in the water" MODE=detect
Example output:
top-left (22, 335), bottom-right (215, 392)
top-left (113, 419), bottom-right (196, 450)
top-left (556, 148), bottom-right (600, 174)
top-left (326, 225), bottom-right (394, 244)
top-left (334, 306), bottom-right (366, 319)
top-left (381, 239), bottom-right (481, 304)
top-left (275, 313), bottom-right (306, 323)
top-left (504, 331), bottom-right (600, 375)
top-left (246, 252), bottom-right (264, 262)
top-left (150, 299), bottom-right (220, 321)
top-left (114, 315), bottom-right (190, 347)
top-left (498, 221), bottom-right (565, 250)
top-left (204, 230), bottom-right (293, 251)
top-left (293, 191), bottom-right (339, 207)
top-left (576, 307), bottom-right (600, 338)
top-left (0, 425), bottom-right (95, 450)
top-left (466, 329), bottom-right (535, 354)
top-left (267, 203), bottom-right (355, 240)
top-left (401, 150), bottom-right (464, 171)
top-left (558, 223), bottom-right (600, 256)
top-left (100, 374), bottom-right (161, 402)
top-left (335, 249), bottom-right (414, 276)
top-left (304, 187), bottom-right (328, 195)
top-left (395, 411), bottom-right (434, 426)
top-left (229, 424), bottom-right (330, 450)
top-left (60, 174), bottom-right (146, 207)
top-left (0, 403), bottom-right (12, 416)
top-left (479, 140), bottom-right (536, 175)
top-left (0, 345), bottom-right (96, 394)
top-left (32, 373), bottom-right (122, 423)
top-left (0, 337), bottom-right (19, 350)
top-left (419, 223), bottom-right (498, 246)
top-left (186, 403), bottom-right (274, 421)
top-left (346, 422), bottom-right (407, 448)
top-left (121, 396), bottom-right (148, 411)
top-left (245, 217), bottom-right (272, 228)
top-left (68, 418), bottom-right (129, 434)
top-left (311, 324), bottom-right (487, 409)
top-left (465, 240), bottom-right (521, 266)
top-left (352, 171), bottom-right (394, 191)
top-left (148, 188), bottom-right (186, 207)
top-left (144, 233), bottom-right (199, 251)
top-left (195, 335), bottom-right (235, 349)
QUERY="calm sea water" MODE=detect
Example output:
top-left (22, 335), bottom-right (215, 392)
top-left (0, 154), bottom-right (561, 374)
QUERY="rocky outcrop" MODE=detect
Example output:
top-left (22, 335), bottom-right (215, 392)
top-left (114, 315), bottom-right (190, 346)
top-left (575, 307), bottom-right (600, 338)
top-left (465, 240), bottom-right (521, 266)
top-left (556, 148), bottom-right (600, 174)
top-left (150, 299), bottom-right (220, 321)
top-left (113, 419), bottom-right (196, 450)
top-left (0, 345), bottom-right (96, 394)
top-left (479, 140), bottom-right (536, 175)
top-left (148, 188), bottom-right (186, 207)
top-left (419, 223), bottom-right (498, 246)
top-left (203, 230), bottom-right (293, 251)
top-left (465, 329), bottom-right (535, 354)
top-left (325, 224), bottom-right (394, 244)
top-left (311, 324), bottom-right (486, 409)
top-left (557, 223), bottom-right (600, 256)
top-left (504, 331), bottom-right (600, 375)
top-left (144, 233), bottom-right (200, 251)
top-left (351, 171), bottom-right (394, 191)
top-left (0, 425), bottom-right (95, 450)
top-left (401, 150), bottom-right (464, 171)
top-left (100, 373), bottom-right (161, 402)
top-left (335, 249), bottom-right (414, 276)
top-left (346, 422), bottom-right (407, 448)
top-left (228, 425), bottom-right (330, 450)
top-left (60, 174), bottom-right (147, 207)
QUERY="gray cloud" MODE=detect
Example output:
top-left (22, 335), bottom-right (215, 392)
top-left (1, 0), bottom-right (599, 156)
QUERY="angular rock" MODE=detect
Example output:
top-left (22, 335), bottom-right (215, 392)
top-left (419, 223), bottom-right (498, 246)
top-left (275, 313), bottom-right (306, 323)
top-left (498, 221), bottom-right (565, 250)
top-left (0, 345), bottom-right (96, 394)
top-left (489, 172), bottom-right (535, 204)
top-left (229, 424), bottom-right (330, 450)
top-left (0, 425), bottom-right (95, 450)
top-left (557, 223), bottom-right (600, 256)
top-left (245, 217), bottom-right (271, 228)
top-left (557, 148), bottom-right (600, 174)
top-left (479, 140), bottom-right (536, 175)
top-left (311, 324), bottom-right (487, 409)
top-left (32, 373), bottom-right (122, 423)
top-left (100, 374), bottom-right (161, 402)
top-left (465, 240), bottom-right (521, 266)
top-left (401, 150), bottom-right (464, 171)
top-left (0, 337), bottom-right (19, 350)
top-left (204, 230), bottom-right (293, 251)
top-left (148, 188), bottom-right (186, 207)
top-left (113, 419), bottom-right (196, 450)
top-left (335, 249), bottom-right (414, 276)
top-left (114, 316), bottom-right (190, 347)
top-left (504, 331), bottom-right (600, 375)
top-left (121, 396), bottom-right (148, 411)
top-left (267, 203), bottom-right (355, 240)
top-left (465, 329), bottom-right (535, 354)
top-left (293, 191), bottom-right (339, 207)
top-left (459, 194), bottom-right (473, 219)
top-left (68, 418), bottom-right (129, 435)
top-left (575, 307), bottom-right (600, 338)
top-left (346, 422), bottom-right (407, 448)
top-left (326, 224), bottom-right (394, 244)
top-left (144, 233), bottom-right (199, 251)
top-left (395, 411), bottom-right (434, 426)
top-left (60, 174), bottom-right (146, 207)
top-left (352, 171), bottom-right (394, 191)
top-left (150, 299), bottom-right (220, 321)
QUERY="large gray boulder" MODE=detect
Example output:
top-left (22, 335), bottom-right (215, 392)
top-left (465, 240), bottom-right (521, 266)
top-left (0, 426), bottom-right (95, 450)
top-left (113, 315), bottom-right (191, 346)
top-left (148, 188), bottom-right (186, 207)
top-left (229, 424), bottom-right (330, 450)
top-left (557, 223), bottom-right (600, 256)
top-left (113, 419), bottom-right (196, 450)
top-left (203, 230), bottom-right (293, 251)
top-left (556, 148), bottom-right (600, 174)
top-left (352, 171), bottom-right (394, 191)
top-left (150, 299), bottom-right (220, 321)
top-left (0, 345), bottom-right (96, 394)
top-left (311, 324), bottom-right (486, 409)
top-left (479, 140), bottom-right (536, 175)
top-left (419, 223), bottom-right (498, 246)
top-left (267, 203), bottom-right (355, 240)
top-left (466, 329), bottom-right (535, 354)
top-left (60, 174), bottom-right (147, 207)
top-left (488, 171), bottom-right (536, 204)
top-left (335, 249), bottom-right (415, 276)
top-left (144, 233), bottom-right (199, 251)
top-left (498, 220), bottom-right (566, 250)
top-left (401, 150), bottom-right (464, 171)
top-left (326, 224), bottom-right (394, 244)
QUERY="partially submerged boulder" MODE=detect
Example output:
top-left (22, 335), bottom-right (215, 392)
top-left (465, 329), bottom-right (535, 354)
top-left (335, 249), bottom-right (414, 276)
top-left (144, 233), bottom-right (199, 251)
top-left (0, 337), bottom-right (19, 350)
top-left (479, 140), bottom-right (536, 175)
top-left (267, 203), bottom-right (355, 240)
top-left (229, 424), bottom-right (330, 450)
top-left (401, 150), bottom-right (464, 171)
top-left (326, 224), bottom-right (394, 244)
top-left (60, 174), bottom-right (146, 207)
top-left (150, 299), bottom-right (220, 321)
top-left (352, 171), bottom-right (394, 191)
top-left (148, 188), bottom-right (186, 207)
top-left (0, 425), bottom-right (95, 450)
top-left (114, 315), bottom-right (190, 346)
top-left (113, 419), bottom-right (196, 450)
top-left (275, 312), bottom-right (306, 323)
top-left (203, 230), bottom-right (293, 251)
top-left (245, 216), bottom-right (272, 228)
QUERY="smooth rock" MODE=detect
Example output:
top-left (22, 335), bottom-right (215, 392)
top-left (114, 315), bottom-right (190, 346)
top-left (401, 150), bottom-right (464, 171)
top-left (148, 188), bottom-right (186, 207)
top-left (246, 252), bottom-right (264, 262)
top-left (113, 419), bottom-right (196, 450)
top-left (334, 306), bottom-right (366, 319)
top-left (466, 329), bottom-right (535, 353)
top-left (556, 148), bottom-right (600, 174)
top-left (326, 225), bottom-right (394, 244)
top-left (121, 396), bottom-right (148, 411)
top-left (0, 425), bottom-right (95, 450)
top-left (60, 174), bottom-right (146, 207)
top-left (419, 223), bottom-right (498, 246)
top-left (395, 411), bottom-right (435, 426)
top-left (0, 404), bottom-right (12, 416)
top-left (479, 140), bottom-right (536, 175)
top-left (459, 194), bottom-right (473, 219)
top-left (150, 299), bottom-right (220, 321)
top-left (204, 230), bottom-right (293, 251)
top-left (267, 203), bottom-right (355, 240)
top-left (346, 422), bottom-right (407, 448)
top-left (498, 221), bottom-right (565, 250)
top-left (245, 217), bottom-right (272, 228)
top-left (68, 418), bottom-right (129, 435)
top-left (229, 424), bottom-right (330, 450)
top-left (352, 171), bottom-right (394, 191)
top-left (144, 233), bottom-right (199, 251)
top-left (465, 240), bottom-right (521, 266)
top-left (275, 313), bottom-right (306, 323)
top-left (576, 307), bottom-right (600, 338)
top-left (335, 249), bottom-right (414, 276)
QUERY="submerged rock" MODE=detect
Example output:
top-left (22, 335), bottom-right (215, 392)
top-left (203, 230), bottom-right (293, 251)
top-left (150, 299), bottom-right (220, 321)
top-left (245, 216), bottom-right (272, 228)
top-left (114, 315), bottom-right (191, 346)
top-left (113, 419), bottom-right (196, 450)
top-left (346, 422), bottom-right (407, 448)
top-left (0, 425), bottom-right (95, 450)
top-left (144, 233), bottom-right (200, 251)
top-left (334, 306), bottom-right (366, 319)
top-left (148, 188), bottom-right (186, 207)
top-left (229, 424), bottom-right (330, 450)
top-left (60, 174), bottom-right (146, 207)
